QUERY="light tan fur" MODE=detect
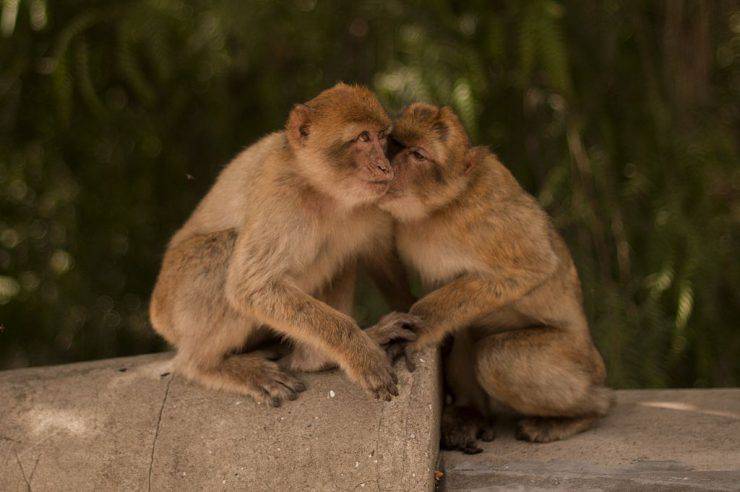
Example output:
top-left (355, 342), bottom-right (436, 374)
top-left (150, 84), bottom-right (416, 406)
top-left (377, 103), bottom-right (613, 450)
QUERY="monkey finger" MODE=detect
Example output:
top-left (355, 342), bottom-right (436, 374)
top-left (384, 343), bottom-right (405, 362)
top-left (369, 326), bottom-right (418, 346)
top-left (389, 327), bottom-right (418, 342)
top-left (462, 443), bottom-right (483, 455)
top-left (380, 387), bottom-right (395, 401)
top-left (263, 380), bottom-right (296, 404)
top-left (252, 392), bottom-right (268, 407)
top-left (478, 426), bottom-right (496, 442)
top-left (279, 383), bottom-right (299, 401)
top-left (272, 370), bottom-right (307, 393)
top-left (258, 388), bottom-right (281, 408)
top-left (403, 347), bottom-right (418, 372)
top-left (370, 379), bottom-right (398, 401)
top-left (382, 312), bottom-right (426, 333)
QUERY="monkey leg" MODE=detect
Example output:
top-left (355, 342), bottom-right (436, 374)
top-left (172, 297), bottom-right (307, 407)
top-left (475, 326), bottom-right (613, 443)
top-left (280, 261), bottom-right (357, 373)
top-left (440, 327), bottom-right (496, 454)
top-left (176, 347), bottom-right (306, 407)
top-left (151, 230), bottom-right (305, 405)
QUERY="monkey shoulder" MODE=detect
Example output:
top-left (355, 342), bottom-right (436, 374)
top-left (460, 169), bottom-right (560, 277)
top-left (168, 132), bottom-right (287, 247)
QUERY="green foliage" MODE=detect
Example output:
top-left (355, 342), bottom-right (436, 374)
top-left (1, 0), bottom-right (738, 387)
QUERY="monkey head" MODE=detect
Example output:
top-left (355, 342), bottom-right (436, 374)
top-left (286, 83), bottom-right (393, 206)
top-left (379, 103), bottom-right (479, 221)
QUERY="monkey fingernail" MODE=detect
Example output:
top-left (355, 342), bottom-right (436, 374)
top-left (404, 351), bottom-right (417, 372)
top-left (463, 446), bottom-right (483, 455)
top-left (295, 382), bottom-right (307, 392)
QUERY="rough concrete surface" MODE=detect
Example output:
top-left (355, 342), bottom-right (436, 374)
top-left (0, 349), bottom-right (441, 492)
top-left (441, 389), bottom-right (740, 491)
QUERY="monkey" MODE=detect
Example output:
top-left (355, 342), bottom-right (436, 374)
top-left (149, 83), bottom-right (419, 407)
top-left (374, 103), bottom-right (613, 451)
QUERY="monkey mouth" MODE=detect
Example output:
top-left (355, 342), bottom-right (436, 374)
top-left (365, 179), bottom-right (392, 191)
top-left (377, 187), bottom-right (404, 201)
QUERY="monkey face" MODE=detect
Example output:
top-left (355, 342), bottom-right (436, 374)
top-left (379, 103), bottom-right (471, 221)
top-left (323, 122), bottom-right (394, 199)
top-left (286, 83), bottom-right (394, 206)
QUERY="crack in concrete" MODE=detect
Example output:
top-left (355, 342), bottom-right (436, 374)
top-left (401, 361), bottom-right (419, 491)
top-left (147, 374), bottom-right (173, 491)
top-left (373, 403), bottom-right (383, 491)
top-left (27, 453), bottom-right (41, 485)
top-left (14, 449), bottom-right (31, 491)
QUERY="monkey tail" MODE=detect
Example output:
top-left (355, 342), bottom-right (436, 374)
top-left (589, 386), bottom-right (616, 417)
top-left (148, 296), bottom-right (179, 346)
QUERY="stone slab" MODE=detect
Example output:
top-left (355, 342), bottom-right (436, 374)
top-left (441, 389), bottom-right (740, 491)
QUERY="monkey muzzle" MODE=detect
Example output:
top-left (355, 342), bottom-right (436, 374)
top-left (365, 157), bottom-right (394, 183)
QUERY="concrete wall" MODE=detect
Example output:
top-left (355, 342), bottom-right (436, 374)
top-left (0, 351), bottom-right (441, 491)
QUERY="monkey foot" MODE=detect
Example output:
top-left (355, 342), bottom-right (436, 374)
top-left (441, 405), bottom-right (495, 454)
top-left (516, 416), bottom-right (596, 443)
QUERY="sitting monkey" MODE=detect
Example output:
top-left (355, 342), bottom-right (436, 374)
top-left (149, 84), bottom-right (417, 406)
top-left (376, 103), bottom-right (613, 452)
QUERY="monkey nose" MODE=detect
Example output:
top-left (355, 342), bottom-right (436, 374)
top-left (374, 161), bottom-right (392, 176)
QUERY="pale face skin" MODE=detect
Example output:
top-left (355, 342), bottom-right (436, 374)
top-left (324, 123), bottom-right (394, 199)
top-left (378, 125), bottom-right (466, 221)
top-left (289, 106), bottom-right (394, 208)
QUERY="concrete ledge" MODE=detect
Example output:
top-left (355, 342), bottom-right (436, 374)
top-left (441, 389), bottom-right (740, 491)
top-left (0, 350), bottom-right (441, 491)
top-left (3, 352), bottom-right (739, 491)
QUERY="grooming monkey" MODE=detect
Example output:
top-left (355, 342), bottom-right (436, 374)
top-left (149, 84), bottom-right (417, 406)
top-left (376, 103), bottom-right (613, 451)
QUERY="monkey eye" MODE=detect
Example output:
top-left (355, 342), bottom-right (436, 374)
top-left (411, 150), bottom-right (426, 161)
top-left (358, 131), bottom-right (371, 142)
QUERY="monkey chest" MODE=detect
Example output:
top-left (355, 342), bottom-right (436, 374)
top-left (291, 219), bottom-right (377, 292)
top-left (398, 231), bottom-right (480, 288)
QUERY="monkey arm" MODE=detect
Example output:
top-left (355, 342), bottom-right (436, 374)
top-left (409, 267), bottom-right (553, 347)
top-left (408, 213), bottom-right (561, 347)
top-left (233, 279), bottom-right (372, 361)
top-left (224, 226), bottom-right (376, 369)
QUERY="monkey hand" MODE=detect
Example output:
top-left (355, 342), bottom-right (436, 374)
top-left (365, 312), bottom-right (420, 345)
top-left (366, 312), bottom-right (431, 372)
top-left (343, 335), bottom-right (401, 401)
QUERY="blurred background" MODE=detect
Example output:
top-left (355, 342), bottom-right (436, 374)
top-left (0, 0), bottom-right (738, 388)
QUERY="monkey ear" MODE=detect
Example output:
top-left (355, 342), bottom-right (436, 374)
top-left (436, 106), bottom-right (468, 145)
top-left (286, 104), bottom-right (314, 147)
top-left (464, 146), bottom-right (489, 175)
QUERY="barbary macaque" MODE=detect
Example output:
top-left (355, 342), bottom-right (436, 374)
top-left (376, 103), bottom-right (613, 451)
top-left (149, 84), bottom-right (417, 406)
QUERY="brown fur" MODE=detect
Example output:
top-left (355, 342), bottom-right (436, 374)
top-left (150, 84), bottom-right (415, 405)
top-left (377, 103), bottom-right (613, 450)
